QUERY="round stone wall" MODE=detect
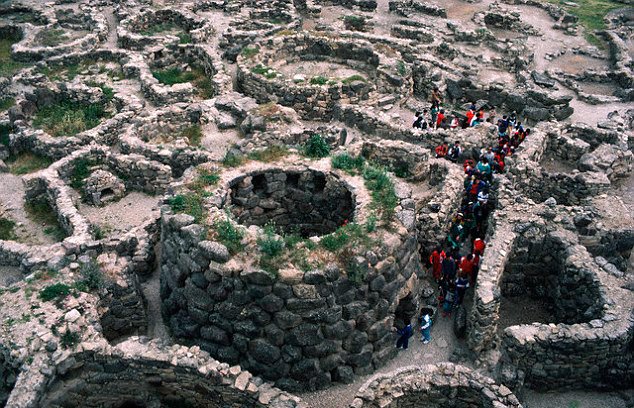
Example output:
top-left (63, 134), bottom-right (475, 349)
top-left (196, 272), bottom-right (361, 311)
top-left (160, 162), bottom-right (423, 392)
top-left (229, 169), bottom-right (355, 237)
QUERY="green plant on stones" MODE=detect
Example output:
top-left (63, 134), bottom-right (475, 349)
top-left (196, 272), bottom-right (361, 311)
top-left (341, 74), bottom-right (366, 84)
top-left (222, 150), bottom-right (244, 167)
top-left (363, 165), bottom-right (398, 224)
top-left (168, 194), bottom-right (205, 223)
top-left (365, 212), bottom-right (377, 233)
top-left (320, 223), bottom-right (367, 252)
top-left (6, 153), bottom-right (52, 175)
top-left (152, 67), bottom-right (214, 98)
top-left (257, 225), bottom-right (285, 257)
top-left (0, 97), bottom-right (14, 112)
top-left (188, 168), bottom-right (220, 195)
top-left (0, 124), bottom-right (11, 147)
top-left (331, 153), bottom-right (364, 173)
top-left (140, 22), bottom-right (182, 36)
top-left (241, 47), bottom-right (259, 58)
top-left (25, 197), bottom-right (66, 242)
top-left (310, 76), bottom-right (328, 85)
top-left (251, 64), bottom-right (277, 79)
top-left (303, 134), bottom-right (330, 158)
top-left (0, 37), bottom-right (28, 78)
top-left (32, 100), bottom-right (111, 137)
top-left (70, 157), bottom-right (100, 189)
top-left (74, 259), bottom-right (104, 292)
top-left (396, 60), bottom-right (407, 76)
top-left (39, 283), bottom-right (73, 302)
top-left (392, 161), bottom-right (411, 178)
top-left (181, 124), bottom-right (202, 146)
top-left (343, 15), bottom-right (365, 31)
top-left (213, 217), bottom-right (245, 255)
top-left (59, 328), bottom-right (80, 349)
top-left (247, 145), bottom-right (288, 162)
top-left (0, 217), bottom-right (17, 241)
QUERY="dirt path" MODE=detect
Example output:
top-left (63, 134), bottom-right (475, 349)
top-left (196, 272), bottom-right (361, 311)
top-left (300, 313), bottom-right (466, 408)
top-left (0, 173), bottom-right (55, 245)
top-left (103, 6), bottom-right (118, 49)
top-left (140, 245), bottom-right (172, 343)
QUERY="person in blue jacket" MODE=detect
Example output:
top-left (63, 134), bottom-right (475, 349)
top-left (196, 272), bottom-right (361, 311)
top-left (396, 322), bottom-right (413, 349)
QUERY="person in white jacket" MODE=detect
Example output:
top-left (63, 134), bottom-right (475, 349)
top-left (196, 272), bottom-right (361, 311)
top-left (420, 314), bottom-right (432, 344)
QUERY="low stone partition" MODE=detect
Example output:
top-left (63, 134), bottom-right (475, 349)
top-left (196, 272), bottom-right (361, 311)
top-left (389, 0), bottom-right (447, 18)
top-left (316, 0), bottom-right (377, 11)
top-left (351, 363), bottom-right (522, 407)
top-left (160, 159), bottom-right (424, 391)
top-left (117, 8), bottom-right (214, 51)
top-left (237, 34), bottom-right (411, 120)
top-left (6, 338), bottom-right (305, 408)
top-left (10, 6), bottom-right (107, 62)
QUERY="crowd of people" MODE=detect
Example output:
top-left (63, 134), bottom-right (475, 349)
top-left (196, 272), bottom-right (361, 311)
top-left (396, 91), bottom-right (531, 350)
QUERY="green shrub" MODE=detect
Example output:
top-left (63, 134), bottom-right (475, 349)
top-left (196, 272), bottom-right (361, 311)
top-left (60, 329), bottom-right (80, 349)
top-left (392, 162), bottom-right (411, 178)
top-left (74, 259), bottom-right (103, 292)
top-left (0, 38), bottom-right (28, 78)
top-left (152, 67), bottom-right (213, 98)
top-left (180, 124), bottom-right (202, 146)
top-left (140, 22), bottom-right (181, 36)
top-left (331, 153), bottom-right (364, 172)
top-left (241, 47), bottom-right (259, 58)
top-left (0, 217), bottom-right (16, 240)
top-left (214, 218), bottom-right (245, 254)
top-left (251, 64), bottom-right (277, 79)
top-left (396, 60), bottom-right (407, 76)
top-left (0, 97), bottom-right (14, 112)
top-left (177, 33), bottom-right (192, 44)
top-left (257, 225), bottom-right (284, 257)
top-left (310, 76), bottom-right (328, 85)
top-left (6, 153), bottom-right (52, 175)
top-left (303, 134), bottom-right (330, 158)
top-left (39, 283), bottom-right (72, 302)
top-left (168, 193), bottom-right (205, 223)
top-left (248, 145), bottom-right (288, 162)
top-left (222, 151), bottom-right (244, 167)
top-left (363, 166), bottom-right (398, 223)
top-left (32, 100), bottom-right (110, 137)
top-left (152, 67), bottom-right (191, 85)
top-left (25, 198), bottom-right (66, 242)
top-left (189, 168), bottom-right (219, 195)
top-left (320, 223), bottom-right (363, 252)
top-left (70, 157), bottom-right (98, 189)
top-left (342, 74), bottom-right (366, 84)
top-left (343, 15), bottom-right (365, 31)
top-left (365, 213), bottom-right (377, 232)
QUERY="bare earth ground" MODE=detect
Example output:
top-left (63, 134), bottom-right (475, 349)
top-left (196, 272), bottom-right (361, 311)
top-left (76, 191), bottom-right (160, 237)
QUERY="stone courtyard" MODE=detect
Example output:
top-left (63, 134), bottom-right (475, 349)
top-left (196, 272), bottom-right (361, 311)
top-left (0, 0), bottom-right (632, 407)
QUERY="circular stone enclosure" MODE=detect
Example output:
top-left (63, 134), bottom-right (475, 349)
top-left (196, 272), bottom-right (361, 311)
top-left (229, 169), bottom-right (355, 237)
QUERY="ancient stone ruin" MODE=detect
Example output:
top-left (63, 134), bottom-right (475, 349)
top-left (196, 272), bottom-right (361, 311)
top-left (0, 0), bottom-right (632, 407)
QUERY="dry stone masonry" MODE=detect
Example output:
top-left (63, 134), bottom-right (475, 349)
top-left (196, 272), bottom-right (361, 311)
top-left (0, 0), bottom-right (632, 407)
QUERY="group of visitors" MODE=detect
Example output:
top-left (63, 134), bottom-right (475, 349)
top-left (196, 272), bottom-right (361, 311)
top-left (396, 90), bottom-right (530, 351)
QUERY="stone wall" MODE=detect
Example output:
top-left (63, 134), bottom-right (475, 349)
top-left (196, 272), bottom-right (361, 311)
top-left (229, 169), bottom-right (355, 237)
top-left (7, 339), bottom-right (305, 408)
top-left (0, 344), bottom-right (19, 407)
top-left (351, 363), bottom-right (522, 408)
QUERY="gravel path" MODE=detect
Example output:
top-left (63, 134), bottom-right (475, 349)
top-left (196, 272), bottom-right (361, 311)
top-left (0, 173), bottom-right (55, 245)
top-left (300, 313), bottom-right (465, 408)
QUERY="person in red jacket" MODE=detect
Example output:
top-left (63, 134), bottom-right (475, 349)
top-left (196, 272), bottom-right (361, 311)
top-left (435, 142), bottom-right (448, 158)
top-left (435, 109), bottom-right (446, 129)
top-left (459, 253), bottom-right (476, 285)
top-left (473, 238), bottom-right (486, 255)
top-left (429, 247), bottom-right (445, 282)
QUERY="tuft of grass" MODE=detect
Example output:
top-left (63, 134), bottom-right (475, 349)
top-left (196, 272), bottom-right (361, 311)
top-left (303, 134), bottom-right (330, 158)
top-left (331, 153), bottom-right (365, 173)
top-left (310, 75), bottom-right (328, 85)
top-left (25, 197), bottom-right (66, 242)
top-left (247, 145), bottom-right (288, 162)
top-left (396, 60), bottom-right (407, 76)
top-left (35, 28), bottom-right (67, 47)
top-left (59, 329), bottom-right (80, 349)
top-left (189, 168), bottom-right (219, 195)
top-left (320, 223), bottom-right (365, 252)
top-left (251, 64), bottom-right (277, 79)
top-left (70, 157), bottom-right (99, 189)
top-left (32, 100), bottom-right (111, 137)
top-left (0, 97), bottom-right (15, 112)
top-left (0, 38), bottom-right (28, 78)
top-left (168, 193), bottom-right (205, 223)
top-left (342, 74), bottom-right (366, 84)
top-left (241, 47), bottom-right (259, 58)
top-left (257, 224), bottom-right (285, 257)
top-left (214, 217), bottom-right (245, 255)
top-left (140, 22), bottom-right (182, 36)
top-left (343, 15), bottom-right (365, 31)
top-left (363, 165), bottom-right (398, 224)
top-left (6, 153), bottom-right (52, 175)
top-left (74, 259), bottom-right (103, 292)
top-left (39, 283), bottom-right (72, 302)
top-left (222, 150), bottom-right (244, 167)
top-left (177, 33), bottom-right (192, 44)
top-left (152, 67), bottom-right (214, 98)
top-left (0, 218), bottom-right (17, 241)
top-left (181, 124), bottom-right (203, 146)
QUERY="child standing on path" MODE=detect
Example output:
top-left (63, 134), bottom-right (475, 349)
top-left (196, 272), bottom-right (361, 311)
top-left (420, 314), bottom-right (432, 344)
